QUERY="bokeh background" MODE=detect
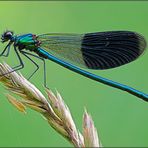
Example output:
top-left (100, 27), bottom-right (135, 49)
top-left (0, 1), bottom-right (148, 147)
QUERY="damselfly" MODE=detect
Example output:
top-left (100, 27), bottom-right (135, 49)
top-left (0, 30), bottom-right (148, 101)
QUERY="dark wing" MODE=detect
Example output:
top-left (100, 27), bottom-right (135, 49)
top-left (38, 31), bottom-right (146, 70)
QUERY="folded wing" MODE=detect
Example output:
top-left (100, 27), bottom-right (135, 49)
top-left (38, 31), bottom-right (146, 70)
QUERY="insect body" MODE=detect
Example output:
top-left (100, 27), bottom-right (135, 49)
top-left (1, 30), bottom-right (148, 101)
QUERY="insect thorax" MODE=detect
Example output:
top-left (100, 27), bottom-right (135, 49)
top-left (15, 34), bottom-right (39, 51)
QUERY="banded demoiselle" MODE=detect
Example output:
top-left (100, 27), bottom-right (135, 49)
top-left (1, 30), bottom-right (148, 101)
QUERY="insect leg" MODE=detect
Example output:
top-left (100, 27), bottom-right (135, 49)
top-left (20, 51), bottom-right (47, 87)
top-left (0, 42), bottom-right (11, 57)
top-left (0, 46), bottom-right (24, 76)
top-left (20, 51), bottom-right (39, 80)
top-left (2, 43), bottom-right (11, 57)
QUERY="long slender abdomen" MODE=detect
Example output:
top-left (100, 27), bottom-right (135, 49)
top-left (35, 48), bottom-right (48, 59)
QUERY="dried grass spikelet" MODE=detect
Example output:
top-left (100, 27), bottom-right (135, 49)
top-left (83, 109), bottom-right (102, 147)
top-left (0, 63), bottom-right (101, 147)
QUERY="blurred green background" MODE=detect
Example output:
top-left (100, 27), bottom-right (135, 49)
top-left (0, 1), bottom-right (148, 147)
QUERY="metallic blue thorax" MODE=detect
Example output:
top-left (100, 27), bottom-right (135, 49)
top-left (15, 34), bottom-right (37, 51)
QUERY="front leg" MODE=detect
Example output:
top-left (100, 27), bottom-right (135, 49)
top-left (0, 45), bottom-right (24, 76)
top-left (0, 42), bottom-right (11, 57)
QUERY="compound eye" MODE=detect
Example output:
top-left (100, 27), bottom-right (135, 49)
top-left (5, 31), bottom-right (13, 38)
top-left (1, 31), bottom-right (13, 43)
